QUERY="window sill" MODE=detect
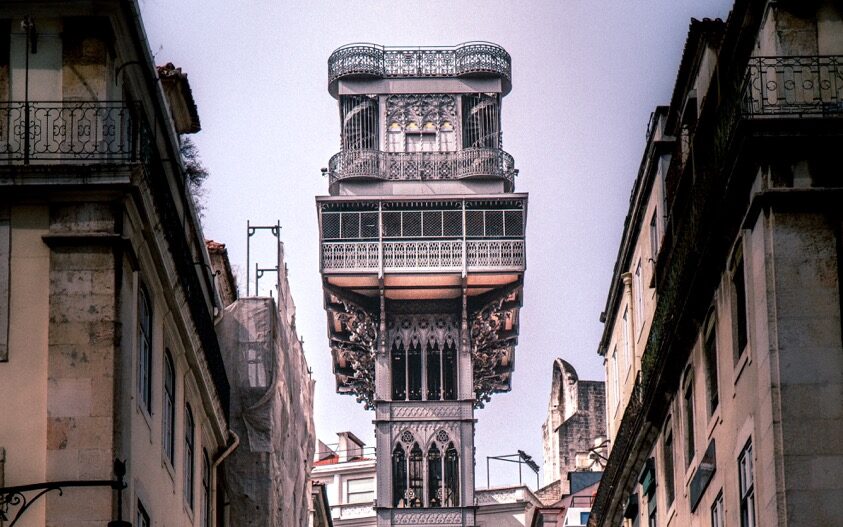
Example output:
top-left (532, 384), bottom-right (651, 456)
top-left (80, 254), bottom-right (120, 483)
top-left (162, 456), bottom-right (175, 488)
top-left (706, 409), bottom-right (722, 441)
top-left (135, 399), bottom-right (153, 440)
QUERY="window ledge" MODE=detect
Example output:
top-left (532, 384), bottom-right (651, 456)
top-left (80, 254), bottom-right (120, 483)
top-left (706, 409), bottom-right (722, 440)
top-left (733, 347), bottom-right (752, 390)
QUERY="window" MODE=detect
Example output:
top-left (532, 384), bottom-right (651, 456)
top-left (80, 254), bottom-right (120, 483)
top-left (649, 209), bottom-right (660, 261)
top-left (683, 369), bottom-right (696, 467)
top-left (703, 314), bottom-right (719, 416)
top-left (137, 500), bottom-right (150, 527)
top-left (738, 440), bottom-right (756, 527)
top-left (184, 404), bottom-right (195, 509)
top-left (612, 347), bottom-right (620, 413)
top-left (732, 249), bottom-right (749, 361)
top-left (138, 285), bottom-right (153, 413)
top-left (444, 443), bottom-right (459, 507)
top-left (711, 491), bottom-right (725, 527)
top-left (634, 262), bottom-right (644, 335)
top-left (428, 443), bottom-right (442, 507)
top-left (392, 444), bottom-right (407, 507)
top-left (408, 443), bottom-right (423, 508)
top-left (623, 305), bottom-right (632, 369)
top-left (347, 478), bottom-right (375, 504)
top-left (202, 450), bottom-right (211, 527)
top-left (246, 348), bottom-right (267, 388)
top-left (663, 422), bottom-right (675, 508)
top-left (0, 205), bottom-right (10, 362)
top-left (163, 350), bottom-right (176, 465)
top-left (391, 321), bottom-right (457, 403)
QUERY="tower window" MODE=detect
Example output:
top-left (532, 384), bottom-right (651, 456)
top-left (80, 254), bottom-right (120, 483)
top-left (392, 444), bottom-right (407, 507)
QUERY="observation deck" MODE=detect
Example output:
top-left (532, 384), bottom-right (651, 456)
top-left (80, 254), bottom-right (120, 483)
top-left (328, 42), bottom-right (512, 97)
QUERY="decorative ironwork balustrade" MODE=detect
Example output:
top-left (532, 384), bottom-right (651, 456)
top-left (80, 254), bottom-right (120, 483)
top-left (328, 42), bottom-right (511, 91)
top-left (742, 55), bottom-right (843, 116)
top-left (328, 148), bottom-right (517, 189)
top-left (0, 101), bottom-right (141, 163)
top-left (321, 239), bottom-right (525, 273)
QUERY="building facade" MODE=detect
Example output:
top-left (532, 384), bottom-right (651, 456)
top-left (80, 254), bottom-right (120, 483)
top-left (591, 1), bottom-right (843, 526)
top-left (312, 432), bottom-right (378, 527)
top-left (0, 2), bottom-right (233, 526)
top-left (316, 42), bottom-right (527, 526)
top-left (541, 359), bottom-right (606, 493)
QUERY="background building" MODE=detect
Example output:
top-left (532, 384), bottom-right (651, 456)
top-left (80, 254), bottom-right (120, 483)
top-left (591, 1), bottom-right (843, 525)
top-left (541, 359), bottom-right (606, 493)
top-left (312, 431), bottom-right (377, 527)
top-left (316, 42), bottom-right (527, 526)
top-left (0, 2), bottom-right (233, 525)
top-left (213, 240), bottom-right (316, 527)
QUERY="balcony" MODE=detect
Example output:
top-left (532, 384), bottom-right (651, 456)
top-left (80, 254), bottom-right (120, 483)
top-left (328, 147), bottom-right (517, 191)
top-left (319, 198), bottom-right (527, 275)
top-left (0, 101), bottom-right (141, 163)
top-left (328, 42), bottom-right (512, 96)
top-left (743, 55), bottom-right (843, 117)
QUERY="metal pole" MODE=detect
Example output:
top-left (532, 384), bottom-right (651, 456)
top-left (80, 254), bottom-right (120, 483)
top-left (246, 220), bottom-right (251, 296)
top-left (518, 460), bottom-right (522, 485)
top-left (486, 457), bottom-right (490, 489)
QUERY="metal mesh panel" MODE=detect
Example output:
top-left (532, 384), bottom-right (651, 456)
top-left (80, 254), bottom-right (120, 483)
top-left (423, 211), bottom-right (443, 237)
top-left (485, 210), bottom-right (503, 236)
top-left (361, 212), bottom-right (378, 239)
top-left (341, 212), bottom-right (360, 239)
top-left (443, 211), bottom-right (462, 236)
top-left (403, 211), bottom-right (422, 237)
top-left (504, 210), bottom-right (523, 237)
top-left (383, 211), bottom-right (402, 237)
top-left (322, 213), bottom-right (340, 239)
top-left (465, 210), bottom-right (484, 237)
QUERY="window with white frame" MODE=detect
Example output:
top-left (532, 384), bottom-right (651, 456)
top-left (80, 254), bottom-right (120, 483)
top-left (622, 307), bottom-right (631, 373)
top-left (184, 403), bottom-right (195, 509)
top-left (346, 477), bottom-right (375, 504)
top-left (137, 500), bottom-right (150, 527)
top-left (711, 490), bottom-right (725, 527)
top-left (703, 313), bottom-right (719, 416)
top-left (683, 368), bottom-right (696, 467)
top-left (138, 285), bottom-right (153, 413)
top-left (163, 350), bottom-right (176, 465)
top-left (634, 262), bottom-right (644, 335)
top-left (612, 347), bottom-right (620, 413)
top-left (649, 209), bottom-right (660, 262)
top-left (739, 440), bottom-right (756, 527)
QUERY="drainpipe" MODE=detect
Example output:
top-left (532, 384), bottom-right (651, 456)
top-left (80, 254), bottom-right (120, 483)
top-left (211, 430), bottom-right (240, 527)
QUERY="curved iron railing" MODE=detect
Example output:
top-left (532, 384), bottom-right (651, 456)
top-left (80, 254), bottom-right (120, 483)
top-left (328, 148), bottom-right (516, 188)
top-left (742, 55), bottom-right (843, 116)
top-left (328, 42), bottom-right (512, 93)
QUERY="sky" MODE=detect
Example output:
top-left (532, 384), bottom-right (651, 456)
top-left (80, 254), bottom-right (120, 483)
top-left (138, 0), bottom-right (734, 489)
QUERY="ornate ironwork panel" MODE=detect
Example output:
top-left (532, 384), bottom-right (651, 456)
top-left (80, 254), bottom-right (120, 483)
top-left (0, 101), bottom-right (140, 162)
top-left (329, 42), bottom-right (511, 87)
top-left (742, 55), bottom-right (843, 116)
top-left (328, 148), bottom-right (516, 186)
top-left (331, 301), bottom-right (379, 409)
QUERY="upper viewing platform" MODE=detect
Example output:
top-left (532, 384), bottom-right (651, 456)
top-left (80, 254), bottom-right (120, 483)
top-left (328, 42), bottom-right (512, 97)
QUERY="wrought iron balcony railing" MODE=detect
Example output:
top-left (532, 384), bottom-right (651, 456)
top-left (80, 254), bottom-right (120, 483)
top-left (328, 148), bottom-right (517, 190)
top-left (0, 101), bottom-right (141, 163)
top-left (328, 42), bottom-right (512, 95)
top-left (742, 55), bottom-right (843, 117)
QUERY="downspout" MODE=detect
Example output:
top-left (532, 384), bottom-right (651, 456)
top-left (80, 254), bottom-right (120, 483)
top-left (211, 430), bottom-right (240, 527)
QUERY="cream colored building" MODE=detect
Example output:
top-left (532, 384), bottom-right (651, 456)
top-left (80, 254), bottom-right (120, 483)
top-left (592, 2), bottom-right (843, 526)
top-left (0, 2), bottom-right (235, 526)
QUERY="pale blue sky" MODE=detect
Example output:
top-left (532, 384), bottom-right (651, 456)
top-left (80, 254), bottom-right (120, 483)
top-left (139, 0), bottom-right (733, 488)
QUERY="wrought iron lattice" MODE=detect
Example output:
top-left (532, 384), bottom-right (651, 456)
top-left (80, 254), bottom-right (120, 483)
top-left (328, 148), bottom-right (516, 187)
top-left (742, 55), bottom-right (843, 117)
top-left (0, 101), bottom-right (140, 162)
top-left (328, 42), bottom-right (511, 87)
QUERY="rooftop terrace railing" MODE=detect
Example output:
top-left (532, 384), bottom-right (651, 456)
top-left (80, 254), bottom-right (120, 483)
top-left (0, 101), bottom-right (141, 163)
top-left (328, 42), bottom-right (512, 94)
top-left (328, 147), bottom-right (517, 190)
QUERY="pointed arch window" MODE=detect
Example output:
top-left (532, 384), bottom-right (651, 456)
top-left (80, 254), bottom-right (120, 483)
top-left (426, 342), bottom-right (442, 401)
top-left (428, 443), bottom-right (443, 507)
top-left (444, 443), bottom-right (460, 507)
top-left (391, 342), bottom-right (407, 400)
top-left (408, 443), bottom-right (424, 508)
top-left (392, 444), bottom-right (407, 507)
